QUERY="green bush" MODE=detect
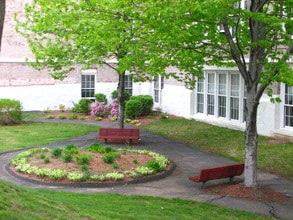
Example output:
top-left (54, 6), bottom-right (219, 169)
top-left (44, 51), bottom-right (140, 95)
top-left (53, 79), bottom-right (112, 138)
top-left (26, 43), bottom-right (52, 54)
top-left (111, 90), bottom-right (130, 101)
top-left (72, 99), bottom-right (92, 114)
top-left (64, 144), bottom-right (79, 155)
top-left (130, 95), bottom-right (154, 115)
top-left (125, 99), bottom-right (143, 119)
top-left (146, 160), bottom-right (161, 172)
top-left (0, 99), bottom-right (23, 125)
top-left (51, 148), bottom-right (63, 158)
top-left (76, 154), bottom-right (92, 165)
top-left (94, 93), bottom-right (108, 104)
top-left (102, 152), bottom-right (120, 164)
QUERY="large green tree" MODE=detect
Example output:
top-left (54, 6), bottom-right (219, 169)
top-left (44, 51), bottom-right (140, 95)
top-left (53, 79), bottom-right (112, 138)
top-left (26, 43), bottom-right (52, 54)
top-left (128, 0), bottom-right (293, 187)
top-left (16, 0), bottom-right (142, 128)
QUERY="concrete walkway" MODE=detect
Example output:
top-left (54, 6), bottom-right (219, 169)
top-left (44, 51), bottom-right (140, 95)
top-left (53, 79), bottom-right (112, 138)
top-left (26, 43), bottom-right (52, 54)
top-left (0, 119), bottom-right (292, 219)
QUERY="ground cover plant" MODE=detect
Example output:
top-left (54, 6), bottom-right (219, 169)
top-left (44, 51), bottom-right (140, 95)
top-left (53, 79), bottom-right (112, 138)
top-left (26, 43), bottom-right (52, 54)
top-left (141, 118), bottom-right (293, 180)
top-left (0, 119), bottom-right (272, 219)
top-left (10, 143), bottom-right (170, 183)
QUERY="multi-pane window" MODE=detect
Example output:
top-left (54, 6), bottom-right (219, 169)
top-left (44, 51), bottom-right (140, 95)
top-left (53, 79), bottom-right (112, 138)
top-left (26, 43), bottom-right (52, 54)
top-left (195, 71), bottom-right (244, 122)
top-left (81, 74), bottom-right (95, 98)
top-left (153, 76), bottom-right (164, 103)
top-left (124, 75), bottom-right (133, 96)
top-left (284, 85), bottom-right (293, 127)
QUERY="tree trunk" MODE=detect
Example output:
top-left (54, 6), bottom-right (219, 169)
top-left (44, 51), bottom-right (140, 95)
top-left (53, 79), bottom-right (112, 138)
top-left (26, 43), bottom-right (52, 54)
top-left (244, 84), bottom-right (260, 187)
top-left (117, 72), bottom-right (125, 128)
top-left (0, 0), bottom-right (5, 51)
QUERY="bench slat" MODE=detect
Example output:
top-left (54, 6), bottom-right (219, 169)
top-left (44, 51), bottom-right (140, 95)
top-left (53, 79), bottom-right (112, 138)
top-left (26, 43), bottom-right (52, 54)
top-left (98, 128), bottom-right (140, 143)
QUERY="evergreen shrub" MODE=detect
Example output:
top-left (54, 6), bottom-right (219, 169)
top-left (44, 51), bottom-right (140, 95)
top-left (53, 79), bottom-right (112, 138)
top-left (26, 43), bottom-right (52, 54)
top-left (125, 99), bottom-right (143, 119)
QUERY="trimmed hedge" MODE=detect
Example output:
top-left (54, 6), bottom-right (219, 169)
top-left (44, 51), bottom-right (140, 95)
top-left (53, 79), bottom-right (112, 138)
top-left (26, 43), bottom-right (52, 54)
top-left (125, 99), bottom-right (143, 119)
top-left (129, 95), bottom-right (153, 115)
top-left (0, 99), bottom-right (23, 125)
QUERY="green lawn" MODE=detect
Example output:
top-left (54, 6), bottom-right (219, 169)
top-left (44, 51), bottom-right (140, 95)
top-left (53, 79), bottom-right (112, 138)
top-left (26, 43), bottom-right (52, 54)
top-left (0, 118), bottom-right (273, 219)
top-left (141, 118), bottom-right (293, 180)
top-left (0, 180), bottom-right (268, 220)
top-left (0, 121), bottom-right (98, 152)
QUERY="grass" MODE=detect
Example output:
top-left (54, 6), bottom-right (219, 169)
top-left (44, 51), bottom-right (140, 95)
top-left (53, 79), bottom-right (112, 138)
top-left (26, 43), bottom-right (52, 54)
top-left (0, 122), bottom-right (98, 152)
top-left (0, 180), bottom-right (268, 220)
top-left (0, 115), bottom-right (273, 219)
top-left (141, 118), bottom-right (293, 180)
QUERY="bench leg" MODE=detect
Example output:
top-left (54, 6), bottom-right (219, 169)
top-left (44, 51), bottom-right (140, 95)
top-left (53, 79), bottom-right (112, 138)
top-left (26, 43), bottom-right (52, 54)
top-left (104, 138), bottom-right (107, 144)
top-left (229, 176), bottom-right (234, 183)
top-left (201, 181), bottom-right (207, 188)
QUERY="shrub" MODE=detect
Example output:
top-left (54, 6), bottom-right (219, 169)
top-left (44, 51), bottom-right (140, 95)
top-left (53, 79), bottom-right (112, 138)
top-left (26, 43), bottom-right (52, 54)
top-left (102, 152), bottom-right (120, 164)
top-left (130, 95), bottom-right (154, 115)
top-left (94, 93), bottom-right (107, 104)
top-left (51, 148), bottom-right (63, 158)
top-left (88, 143), bottom-right (105, 153)
top-left (76, 154), bottom-right (92, 165)
top-left (90, 101), bottom-right (109, 117)
top-left (0, 99), bottom-right (23, 125)
top-left (72, 99), bottom-right (92, 114)
top-left (111, 90), bottom-right (130, 100)
top-left (62, 154), bottom-right (73, 162)
top-left (64, 144), bottom-right (79, 155)
top-left (58, 114), bottom-right (66, 119)
top-left (69, 114), bottom-right (78, 120)
top-left (125, 99), bottom-right (143, 119)
top-left (46, 115), bottom-right (54, 119)
top-left (146, 160), bottom-right (161, 172)
top-left (79, 116), bottom-right (86, 120)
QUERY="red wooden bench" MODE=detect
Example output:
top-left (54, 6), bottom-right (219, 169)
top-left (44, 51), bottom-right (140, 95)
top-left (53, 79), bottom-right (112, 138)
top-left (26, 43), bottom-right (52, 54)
top-left (189, 163), bottom-right (244, 187)
top-left (98, 128), bottom-right (140, 144)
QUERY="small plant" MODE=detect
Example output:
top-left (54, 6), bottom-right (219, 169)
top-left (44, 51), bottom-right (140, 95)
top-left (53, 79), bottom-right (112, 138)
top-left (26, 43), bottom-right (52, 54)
top-left (58, 114), bottom-right (67, 119)
top-left (47, 169), bottom-right (67, 180)
top-left (105, 172), bottom-right (124, 181)
top-left (40, 153), bottom-right (46, 159)
top-left (102, 152), bottom-right (120, 164)
top-left (51, 148), bottom-right (63, 158)
top-left (133, 159), bottom-right (138, 164)
top-left (62, 154), bottom-right (73, 163)
top-left (59, 104), bottom-right (66, 112)
top-left (43, 158), bottom-right (50, 163)
top-left (76, 154), bottom-right (92, 165)
top-left (46, 115), bottom-right (54, 119)
top-left (124, 118), bottom-right (132, 123)
top-left (94, 93), bottom-right (108, 104)
top-left (160, 112), bottom-right (169, 119)
top-left (69, 114), bottom-right (78, 120)
top-left (90, 101), bottom-right (109, 117)
top-left (88, 143), bottom-right (105, 153)
top-left (81, 165), bottom-right (89, 172)
top-left (95, 116), bottom-right (103, 121)
top-left (112, 163), bottom-right (119, 169)
top-left (72, 99), bottom-right (92, 114)
top-left (64, 144), bottom-right (79, 155)
top-left (109, 116), bottom-right (118, 121)
top-left (79, 116), bottom-right (86, 120)
top-left (67, 172), bottom-right (84, 181)
top-left (146, 160), bottom-right (161, 172)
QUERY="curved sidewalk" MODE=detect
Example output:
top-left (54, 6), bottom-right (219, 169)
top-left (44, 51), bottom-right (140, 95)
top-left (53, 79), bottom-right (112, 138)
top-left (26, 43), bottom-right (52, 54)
top-left (0, 119), bottom-right (292, 219)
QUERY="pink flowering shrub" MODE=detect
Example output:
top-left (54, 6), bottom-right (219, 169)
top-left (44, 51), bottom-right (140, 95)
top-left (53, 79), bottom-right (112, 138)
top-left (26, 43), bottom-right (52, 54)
top-left (110, 98), bottom-right (119, 117)
top-left (90, 101), bottom-right (109, 117)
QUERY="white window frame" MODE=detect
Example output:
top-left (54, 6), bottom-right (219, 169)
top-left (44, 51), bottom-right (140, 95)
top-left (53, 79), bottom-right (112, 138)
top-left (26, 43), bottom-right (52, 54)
top-left (194, 71), bottom-right (245, 122)
top-left (81, 69), bottom-right (97, 99)
top-left (153, 75), bottom-right (164, 104)
top-left (124, 72), bottom-right (133, 96)
top-left (281, 84), bottom-right (293, 128)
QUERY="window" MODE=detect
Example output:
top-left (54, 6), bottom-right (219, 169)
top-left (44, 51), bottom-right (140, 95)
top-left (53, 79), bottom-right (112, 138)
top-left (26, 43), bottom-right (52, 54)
top-left (153, 75), bottom-right (164, 104)
top-left (124, 74), bottom-right (133, 96)
top-left (195, 71), bottom-right (244, 122)
top-left (218, 74), bottom-right (227, 117)
top-left (284, 85), bottom-right (293, 127)
top-left (81, 70), bottom-right (96, 99)
top-left (197, 78), bottom-right (204, 113)
top-left (230, 74), bottom-right (240, 120)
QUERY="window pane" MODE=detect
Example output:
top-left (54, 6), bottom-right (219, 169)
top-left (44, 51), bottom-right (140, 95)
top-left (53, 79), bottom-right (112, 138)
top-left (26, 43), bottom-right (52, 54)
top-left (207, 95), bottom-right (214, 115)
top-left (197, 78), bottom-right (204, 92)
top-left (219, 74), bottom-right (226, 95)
top-left (207, 73), bottom-right (215, 94)
top-left (218, 96), bottom-right (226, 117)
top-left (231, 74), bottom-right (240, 96)
top-left (197, 94), bottom-right (204, 113)
top-left (285, 106), bottom-right (293, 127)
top-left (230, 97), bottom-right (239, 120)
top-left (284, 85), bottom-right (293, 127)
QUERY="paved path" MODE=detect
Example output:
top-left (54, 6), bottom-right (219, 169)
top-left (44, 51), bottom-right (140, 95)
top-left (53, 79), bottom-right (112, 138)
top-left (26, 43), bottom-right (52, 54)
top-left (0, 119), bottom-right (292, 219)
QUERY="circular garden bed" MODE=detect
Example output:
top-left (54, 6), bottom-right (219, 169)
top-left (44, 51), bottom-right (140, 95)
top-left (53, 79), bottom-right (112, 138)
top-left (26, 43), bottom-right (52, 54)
top-left (9, 143), bottom-right (175, 187)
